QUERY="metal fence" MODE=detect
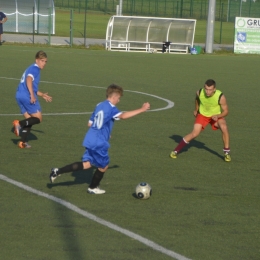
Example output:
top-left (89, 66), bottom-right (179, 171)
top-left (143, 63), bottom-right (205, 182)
top-left (54, 0), bottom-right (260, 22)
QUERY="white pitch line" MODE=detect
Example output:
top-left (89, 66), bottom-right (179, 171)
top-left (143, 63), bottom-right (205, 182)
top-left (0, 174), bottom-right (191, 260)
top-left (0, 77), bottom-right (174, 116)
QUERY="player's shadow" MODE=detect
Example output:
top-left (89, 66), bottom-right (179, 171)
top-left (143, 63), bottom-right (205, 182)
top-left (132, 193), bottom-right (138, 199)
top-left (169, 134), bottom-right (223, 159)
top-left (47, 165), bottom-right (119, 189)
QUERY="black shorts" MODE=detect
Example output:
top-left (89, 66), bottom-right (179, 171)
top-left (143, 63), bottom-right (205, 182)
top-left (0, 25), bottom-right (3, 34)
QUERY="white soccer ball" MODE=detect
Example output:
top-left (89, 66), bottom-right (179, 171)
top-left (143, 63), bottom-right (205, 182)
top-left (149, 48), bottom-right (157, 54)
top-left (135, 182), bottom-right (152, 199)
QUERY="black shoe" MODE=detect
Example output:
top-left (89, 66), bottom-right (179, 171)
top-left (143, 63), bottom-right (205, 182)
top-left (49, 168), bottom-right (60, 183)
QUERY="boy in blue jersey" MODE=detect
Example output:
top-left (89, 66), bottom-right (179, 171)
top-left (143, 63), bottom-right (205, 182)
top-left (13, 51), bottom-right (52, 148)
top-left (49, 84), bottom-right (150, 194)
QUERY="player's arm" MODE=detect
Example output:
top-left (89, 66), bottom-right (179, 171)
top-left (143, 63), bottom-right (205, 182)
top-left (212, 95), bottom-right (229, 120)
top-left (194, 90), bottom-right (200, 117)
top-left (26, 76), bottom-right (36, 104)
top-left (0, 17), bottom-right (7, 24)
top-left (37, 91), bottom-right (52, 102)
top-left (118, 102), bottom-right (150, 119)
top-left (218, 95), bottom-right (229, 117)
top-left (88, 111), bottom-right (95, 127)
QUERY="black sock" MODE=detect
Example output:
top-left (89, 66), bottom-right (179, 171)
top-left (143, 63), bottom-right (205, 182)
top-left (19, 117), bottom-right (40, 128)
top-left (58, 162), bottom-right (84, 175)
top-left (89, 169), bottom-right (105, 189)
top-left (20, 126), bottom-right (32, 142)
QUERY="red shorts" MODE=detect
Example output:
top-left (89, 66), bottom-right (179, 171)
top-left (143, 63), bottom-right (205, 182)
top-left (195, 114), bottom-right (222, 130)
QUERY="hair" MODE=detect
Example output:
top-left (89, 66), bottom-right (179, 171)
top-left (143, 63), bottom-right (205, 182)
top-left (106, 84), bottom-right (123, 98)
top-left (35, 51), bottom-right (47, 59)
top-left (205, 79), bottom-right (216, 87)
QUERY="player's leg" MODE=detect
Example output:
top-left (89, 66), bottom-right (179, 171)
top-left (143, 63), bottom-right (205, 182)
top-left (13, 98), bottom-right (42, 147)
top-left (215, 118), bottom-right (231, 162)
top-left (16, 112), bottom-right (41, 148)
top-left (12, 103), bottom-right (31, 137)
top-left (19, 111), bottom-right (42, 126)
top-left (87, 166), bottom-right (108, 194)
top-left (50, 161), bottom-right (91, 183)
top-left (13, 112), bottom-right (33, 147)
top-left (87, 149), bottom-right (109, 194)
top-left (170, 123), bottom-right (203, 158)
top-left (21, 111), bottom-right (41, 141)
top-left (49, 148), bottom-right (94, 183)
top-left (216, 118), bottom-right (229, 148)
top-left (49, 149), bottom-right (109, 194)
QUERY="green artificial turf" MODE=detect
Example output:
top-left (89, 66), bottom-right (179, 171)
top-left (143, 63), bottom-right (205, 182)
top-left (0, 45), bottom-right (259, 260)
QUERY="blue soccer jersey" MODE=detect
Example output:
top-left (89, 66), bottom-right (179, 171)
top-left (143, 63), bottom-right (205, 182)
top-left (16, 63), bottom-right (41, 98)
top-left (15, 63), bottom-right (42, 114)
top-left (82, 100), bottom-right (122, 150)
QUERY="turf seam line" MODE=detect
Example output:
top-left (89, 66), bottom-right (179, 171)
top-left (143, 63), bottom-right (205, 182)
top-left (0, 174), bottom-right (191, 260)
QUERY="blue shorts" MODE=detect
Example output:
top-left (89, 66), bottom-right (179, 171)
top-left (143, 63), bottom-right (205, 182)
top-left (82, 148), bottom-right (109, 169)
top-left (16, 95), bottom-right (41, 115)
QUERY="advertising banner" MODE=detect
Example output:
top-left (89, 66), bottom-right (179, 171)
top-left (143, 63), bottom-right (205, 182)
top-left (234, 17), bottom-right (260, 54)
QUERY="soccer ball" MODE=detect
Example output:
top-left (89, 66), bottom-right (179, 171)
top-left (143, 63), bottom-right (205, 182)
top-left (149, 48), bottom-right (157, 54)
top-left (135, 182), bottom-right (152, 199)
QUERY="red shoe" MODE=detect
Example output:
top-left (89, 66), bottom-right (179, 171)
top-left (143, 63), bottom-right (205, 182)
top-left (13, 120), bottom-right (21, 136)
top-left (18, 141), bottom-right (31, 149)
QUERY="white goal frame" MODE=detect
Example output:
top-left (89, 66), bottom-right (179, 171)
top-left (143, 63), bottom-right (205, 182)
top-left (2, 0), bottom-right (55, 34)
top-left (106, 16), bottom-right (196, 54)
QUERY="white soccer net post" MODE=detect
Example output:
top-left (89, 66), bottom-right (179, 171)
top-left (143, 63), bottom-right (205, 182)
top-left (106, 16), bottom-right (196, 54)
top-left (1, 0), bottom-right (55, 34)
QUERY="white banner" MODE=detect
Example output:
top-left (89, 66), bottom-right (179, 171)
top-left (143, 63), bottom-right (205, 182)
top-left (234, 17), bottom-right (260, 54)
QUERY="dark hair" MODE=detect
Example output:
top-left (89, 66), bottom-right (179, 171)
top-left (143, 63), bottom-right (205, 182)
top-left (106, 84), bottom-right (123, 98)
top-left (205, 79), bottom-right (216, 87)
top-left (35, 50), bottom-right (47, 59)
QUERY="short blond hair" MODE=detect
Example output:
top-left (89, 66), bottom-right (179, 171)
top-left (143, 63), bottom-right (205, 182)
top-left (35, 50), bottom-right (47, 59)
top-left (106, 84), bottom-right (123, 98)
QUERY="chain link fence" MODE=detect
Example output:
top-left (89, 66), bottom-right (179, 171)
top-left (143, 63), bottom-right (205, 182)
top-left (1, 0), bottom-right (260, 46)
top-left (54, 0), bottom-right (260, 22)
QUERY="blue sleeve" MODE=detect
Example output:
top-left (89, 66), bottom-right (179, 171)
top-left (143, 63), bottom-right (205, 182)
top-left (27, 66), bottom-right (40, 80)
top-left (111, 106), bottom-right (122, 119)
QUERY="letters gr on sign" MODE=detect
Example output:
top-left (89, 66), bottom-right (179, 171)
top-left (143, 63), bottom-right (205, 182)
top-left (247, 19), bottom-right (260, 27)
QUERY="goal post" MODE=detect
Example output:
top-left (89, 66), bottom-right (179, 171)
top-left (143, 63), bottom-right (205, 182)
top-left (106, 16), bottom-right (196, 54)
top-left (2, 0), bottom-right (55, 34)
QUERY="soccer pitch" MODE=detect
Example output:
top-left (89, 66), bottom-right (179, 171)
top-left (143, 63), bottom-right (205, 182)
top-left (0, 46), bottom-right (259, 260)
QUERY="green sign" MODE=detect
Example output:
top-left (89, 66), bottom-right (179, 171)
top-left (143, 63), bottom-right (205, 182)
top-left (234, 17), bottom-right (260, 54)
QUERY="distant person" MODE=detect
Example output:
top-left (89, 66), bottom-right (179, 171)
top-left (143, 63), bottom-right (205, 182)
top-left (13, 51), bottom-right (52, 148)
top-left (170, 79), bottom-right (231, 162)
top-left (0, 9), bottom-right (7, 45)
top-left (49, 84), bottom-right (150, 195)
